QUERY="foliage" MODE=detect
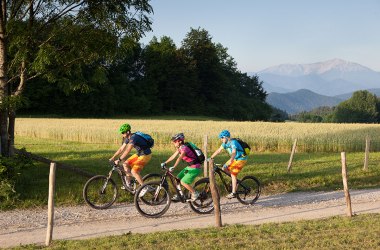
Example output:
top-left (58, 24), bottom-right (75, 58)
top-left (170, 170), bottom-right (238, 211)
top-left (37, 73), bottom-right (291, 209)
top-left (269, 106), bottom-right (288, 122)
top-left (0, 0), bottom-right (154, 156)
top-left (19, 28), bottom-right (271, 121)
top-left (0, 154), bottom-right (34, 208)
top-left (292, 91), bottom-right (380, 123)
top-left (333, 90), bottom-right (380, 123)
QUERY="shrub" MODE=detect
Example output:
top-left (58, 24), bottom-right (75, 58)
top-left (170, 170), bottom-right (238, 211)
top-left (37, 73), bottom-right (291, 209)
top-left (0, 153), bottom-right (33, 208)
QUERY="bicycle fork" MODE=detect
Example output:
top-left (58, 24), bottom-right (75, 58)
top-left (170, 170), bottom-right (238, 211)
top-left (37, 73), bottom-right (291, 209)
top-left (100, 170), bottom-right (114, 194)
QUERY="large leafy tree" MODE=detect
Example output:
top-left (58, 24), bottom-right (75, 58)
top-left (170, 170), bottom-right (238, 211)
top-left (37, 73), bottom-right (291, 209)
top-left (0, 0), bottom-right (153, 156)
top-left (333, 90), bottom-right (379, 123)
top-left (142, 36), bottom-right (199, 114)
top-left (180, 27), bottom-right (270, 120)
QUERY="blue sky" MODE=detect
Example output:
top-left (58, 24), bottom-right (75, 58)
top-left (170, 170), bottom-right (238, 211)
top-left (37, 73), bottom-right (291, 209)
top-left (141, 0), bottom-right (380, 73)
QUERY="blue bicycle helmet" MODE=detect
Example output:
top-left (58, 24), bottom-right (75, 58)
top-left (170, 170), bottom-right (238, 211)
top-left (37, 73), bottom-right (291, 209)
top-left (218, 130), bottom-right (231, 138)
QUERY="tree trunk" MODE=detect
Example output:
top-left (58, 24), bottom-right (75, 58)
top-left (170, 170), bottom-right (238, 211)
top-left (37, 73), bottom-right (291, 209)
top-left (8, 109), bottom-right (15, 155)
top-left (0, 4), bottom-right (9, 156)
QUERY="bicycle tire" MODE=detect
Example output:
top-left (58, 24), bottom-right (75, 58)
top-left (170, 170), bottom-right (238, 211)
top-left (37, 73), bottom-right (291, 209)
top-left (189, 178), bottom-right (215, 214)
top-left (236, 175), bottom-right (261, 205)
top-left (83, 175), bottom-right (117, 209)
top-left (134, 181), bottom-right (171, 218)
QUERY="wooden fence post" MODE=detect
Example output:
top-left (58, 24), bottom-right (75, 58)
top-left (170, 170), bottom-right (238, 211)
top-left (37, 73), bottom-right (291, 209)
top-left (287, 139), bottom-right (297, 173)
top-left (363, 136), bottom-right (370, 171)
top-left (341, 152), bottom-right (353, 217)
top-left (209, 159), bottom-right (222, 227)
top-left (45, 162), bottom-right (56, 246)
top-left (203, 135), bottom-right (208, 177)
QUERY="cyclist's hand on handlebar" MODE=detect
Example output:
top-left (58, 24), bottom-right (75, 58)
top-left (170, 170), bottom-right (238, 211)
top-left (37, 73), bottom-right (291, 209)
top-left (160, 162), bottom-right (166, 169)
top-left (169, 166), bottom-right (175, 172)
top-left (222, 164), bottom-right (228, 170)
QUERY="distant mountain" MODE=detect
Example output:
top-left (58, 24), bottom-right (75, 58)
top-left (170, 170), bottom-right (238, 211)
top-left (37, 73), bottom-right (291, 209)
top-left (256, 59), bottom-right (380, 96)
top-left (267, 89), bottom-right (343, 114)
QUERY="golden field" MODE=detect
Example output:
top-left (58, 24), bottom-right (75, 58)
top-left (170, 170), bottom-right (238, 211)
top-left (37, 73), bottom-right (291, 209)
top-left (15, 118), bottom-right (380, 152)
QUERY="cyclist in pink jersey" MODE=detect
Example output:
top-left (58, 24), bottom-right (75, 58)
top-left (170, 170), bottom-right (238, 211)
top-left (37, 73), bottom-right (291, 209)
top-left (161, 133), bottom-right (200, 202)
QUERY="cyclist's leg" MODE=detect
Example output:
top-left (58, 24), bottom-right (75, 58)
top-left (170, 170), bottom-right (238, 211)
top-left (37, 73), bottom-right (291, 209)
top-left (180, 167), bottom-right (201, 194)
top-left (123, 162), bottom-right (132, 181)
top-left (228, 160), bottom-right (247, 193)
top-left (129, 154), bottom-right (152, 185)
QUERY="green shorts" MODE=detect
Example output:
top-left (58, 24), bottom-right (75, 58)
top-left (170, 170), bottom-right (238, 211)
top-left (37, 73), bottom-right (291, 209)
top-left (177, 167), bottom-right (201, 185)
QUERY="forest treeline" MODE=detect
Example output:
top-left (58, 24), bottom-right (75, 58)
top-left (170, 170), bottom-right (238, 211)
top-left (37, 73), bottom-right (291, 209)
top-left (20, 28), bottom-right (278, 121)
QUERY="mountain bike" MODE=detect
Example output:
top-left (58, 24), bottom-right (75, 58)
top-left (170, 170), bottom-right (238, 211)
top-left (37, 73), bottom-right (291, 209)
top-left (134, 165), bottom-right (214, 218)
top-left (199, 162), bottom-right (261, 205)
top-left (83, 162), bottom-right (161, 209)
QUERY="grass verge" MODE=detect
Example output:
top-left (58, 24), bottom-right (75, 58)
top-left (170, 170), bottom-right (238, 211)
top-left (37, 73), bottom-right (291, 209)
top-left (9, 213), bottom-right (380, 249)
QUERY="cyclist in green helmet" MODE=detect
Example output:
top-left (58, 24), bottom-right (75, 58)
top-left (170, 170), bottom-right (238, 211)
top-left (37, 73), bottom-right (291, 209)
top-left (109, 123), bottom-right (153, 189)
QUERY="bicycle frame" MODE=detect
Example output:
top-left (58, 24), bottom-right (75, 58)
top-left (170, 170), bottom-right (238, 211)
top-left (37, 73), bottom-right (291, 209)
top-left (105, 163), bottom-right (134, 193)
top-left (158, 167), bottom-right (188, 203)
top-left (212, 163), bottom-right (251, 194)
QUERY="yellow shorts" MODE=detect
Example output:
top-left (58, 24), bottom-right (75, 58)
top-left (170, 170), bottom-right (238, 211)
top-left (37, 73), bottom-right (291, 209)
top-left (225, 159), bottom-right (247, 176)
top-left (126, 154), bottom-right (152, 173)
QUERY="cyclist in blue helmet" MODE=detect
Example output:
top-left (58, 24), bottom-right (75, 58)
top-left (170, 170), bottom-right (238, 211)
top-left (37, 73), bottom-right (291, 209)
top-left (210, 130), bottom-right (248, 199)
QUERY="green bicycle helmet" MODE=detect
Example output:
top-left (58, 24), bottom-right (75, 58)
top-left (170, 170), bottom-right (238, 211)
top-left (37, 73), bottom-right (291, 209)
top-left (119, 123), bottom-right (131, 134)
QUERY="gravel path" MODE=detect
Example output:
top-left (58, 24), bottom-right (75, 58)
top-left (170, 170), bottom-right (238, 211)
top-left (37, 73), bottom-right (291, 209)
top-left (1, 188), bottom-right (380, 248)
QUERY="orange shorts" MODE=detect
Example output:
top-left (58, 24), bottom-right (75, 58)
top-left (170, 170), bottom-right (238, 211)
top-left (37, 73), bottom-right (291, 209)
top-left (125, 154), bottom-right (152, 173)
top-left (225, 159), bottom-right (247, 176)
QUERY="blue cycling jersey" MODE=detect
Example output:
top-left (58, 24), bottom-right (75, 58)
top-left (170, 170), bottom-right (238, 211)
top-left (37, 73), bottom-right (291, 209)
top-left (222, 139), bottom-right (247, 161)
top-left (124, 134), bottom-right (152, 156)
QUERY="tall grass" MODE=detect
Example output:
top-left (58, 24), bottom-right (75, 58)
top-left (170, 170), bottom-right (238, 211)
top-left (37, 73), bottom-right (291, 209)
top-left (15, 118), bottom-right (380, 152)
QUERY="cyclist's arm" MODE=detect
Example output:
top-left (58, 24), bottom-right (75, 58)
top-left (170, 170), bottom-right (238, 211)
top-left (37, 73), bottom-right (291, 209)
top-left (172, 150), bottom-right (186, 168)
top-left (118, 143), bottom-right (134, 161)
top-left (210, 145), bottom-right (224, 159)
top-left (110, 143), bottom-right (128, 161)
top-left (228, 148), bottom-right (237, 164)
top-left (164, 150), bottom-right (180, 164)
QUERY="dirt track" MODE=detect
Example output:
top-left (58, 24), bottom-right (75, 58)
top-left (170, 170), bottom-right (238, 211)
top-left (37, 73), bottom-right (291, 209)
top-left (1, 188), bottom-right (380, 248)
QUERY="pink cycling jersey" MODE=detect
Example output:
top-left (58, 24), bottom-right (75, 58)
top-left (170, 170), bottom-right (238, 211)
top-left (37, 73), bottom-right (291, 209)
top-left (179, 144), bottom-right (201, 168)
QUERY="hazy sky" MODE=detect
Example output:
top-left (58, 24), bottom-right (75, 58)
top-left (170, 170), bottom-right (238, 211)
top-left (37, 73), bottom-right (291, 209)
top-left (141, 0), bottom-right (380, 73)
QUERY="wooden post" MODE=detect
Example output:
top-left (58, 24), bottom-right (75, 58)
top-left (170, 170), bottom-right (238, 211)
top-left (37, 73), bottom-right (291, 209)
top-left (363, 136), bottom-right (370, 171)
top-left (208, 159), bottom-right (222, 227)
top-left (45, 162), bottom-right (56, 246)
top-left (287, 139), bottom-right (297, 173)
top-left (341, 152), bottom-right (353, 217)
top-left (203, 135), bottom-right (208, 177)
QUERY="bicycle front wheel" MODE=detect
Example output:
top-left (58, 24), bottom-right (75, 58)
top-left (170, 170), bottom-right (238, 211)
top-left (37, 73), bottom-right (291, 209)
top-left (189, 178), bottom-right (215, 214)
top-left (236, 176), bottom-right (261, 205)
top-left (83, 175), bottom-right (117, 209)
top-left (142, 173), bottom-right (162, 182)
top-left (134, 181), bottom-right (171, 218)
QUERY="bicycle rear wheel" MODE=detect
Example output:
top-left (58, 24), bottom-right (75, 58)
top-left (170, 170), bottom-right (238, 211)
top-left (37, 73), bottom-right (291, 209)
top-left (189, 178), bottom-right (215, 214)
top-left (236, 176), bottom-right (261, 205)
top-left (83, 175), bottom-right (117, 209)
top-left (134, 181), bottom-right (171, 218)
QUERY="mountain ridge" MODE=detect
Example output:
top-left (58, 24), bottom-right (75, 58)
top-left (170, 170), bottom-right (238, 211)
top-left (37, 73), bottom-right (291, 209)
top-left (249, 58), bottom-right (380, 96)
top-left (267, 88), bottom-right (380, 115)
